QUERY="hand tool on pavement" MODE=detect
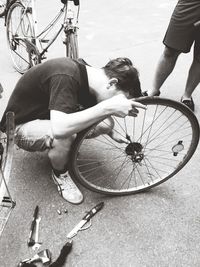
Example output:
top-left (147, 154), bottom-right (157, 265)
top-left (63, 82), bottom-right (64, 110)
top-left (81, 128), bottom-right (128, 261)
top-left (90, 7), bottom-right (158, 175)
top-left (18, 263), bottom-right (37, 267)
top-left (27, 206), bottom-right (39, 247)
top-left (32, 216), bottom-right (42, 250)
top-left (49, 240), bottom-right (73, 267)
top-left (18, 249), bottom-right (51, 266)
top-left (67, 202), bottom-right (104, 239)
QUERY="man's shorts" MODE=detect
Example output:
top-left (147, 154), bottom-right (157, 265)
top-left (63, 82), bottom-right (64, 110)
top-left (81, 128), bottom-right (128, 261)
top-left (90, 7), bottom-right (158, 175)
top-left (15, 120), bottom-right (53, 152)
top-left (163, 0), bottom-right (200, 53)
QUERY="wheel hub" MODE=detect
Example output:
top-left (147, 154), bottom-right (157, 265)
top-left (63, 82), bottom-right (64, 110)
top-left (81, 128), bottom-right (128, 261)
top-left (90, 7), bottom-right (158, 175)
top-left (125, 142), bottom-right (144, 163)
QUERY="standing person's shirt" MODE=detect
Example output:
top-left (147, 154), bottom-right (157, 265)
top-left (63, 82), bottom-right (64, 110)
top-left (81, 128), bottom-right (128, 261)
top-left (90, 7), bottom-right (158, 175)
top-left (0, 58), bottom-right (97, 132)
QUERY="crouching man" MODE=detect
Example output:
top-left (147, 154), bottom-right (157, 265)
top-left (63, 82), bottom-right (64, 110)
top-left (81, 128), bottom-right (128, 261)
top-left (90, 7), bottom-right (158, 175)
top-left (0, 57), bottom-right (146, 204)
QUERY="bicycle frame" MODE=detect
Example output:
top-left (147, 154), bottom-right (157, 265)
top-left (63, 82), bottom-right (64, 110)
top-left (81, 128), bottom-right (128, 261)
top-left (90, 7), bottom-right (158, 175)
top-left (0, 108), bottom-right (15, 237)
top-left (24, 0), bottom-right (79, 60)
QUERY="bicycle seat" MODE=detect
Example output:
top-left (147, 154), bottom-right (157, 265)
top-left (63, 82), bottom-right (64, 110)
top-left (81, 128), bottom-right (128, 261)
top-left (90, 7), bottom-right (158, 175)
top-left (61, 0), bottom-right (79, 6)
top-left (77, 58), bottom-right (91, 66)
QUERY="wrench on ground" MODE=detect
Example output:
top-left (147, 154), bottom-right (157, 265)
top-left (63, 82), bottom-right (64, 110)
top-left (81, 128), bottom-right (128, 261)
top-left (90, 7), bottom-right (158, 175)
top-left (32, 216), bottom-right (42, 250)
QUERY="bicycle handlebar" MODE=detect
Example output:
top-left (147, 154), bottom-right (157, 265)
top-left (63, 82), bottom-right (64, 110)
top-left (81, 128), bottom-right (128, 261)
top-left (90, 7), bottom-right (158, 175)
top-left (61, 0), bottom-right (80, 6)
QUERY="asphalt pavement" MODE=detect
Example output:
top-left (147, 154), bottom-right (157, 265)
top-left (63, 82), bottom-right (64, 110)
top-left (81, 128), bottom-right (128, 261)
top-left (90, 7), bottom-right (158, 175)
top-left (1, 0), bottom-right (200, 266)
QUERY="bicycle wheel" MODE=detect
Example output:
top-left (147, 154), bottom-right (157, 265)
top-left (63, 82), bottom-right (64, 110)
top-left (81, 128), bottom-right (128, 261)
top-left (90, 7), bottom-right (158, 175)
top-left (0, 0), bottom-right (7, 17)
top-left (70, 97), bottom-right (200, 195)
top-left (65, 31), bottom-right (79, 59)
top-left (6, 1), bottom-right (35, 74)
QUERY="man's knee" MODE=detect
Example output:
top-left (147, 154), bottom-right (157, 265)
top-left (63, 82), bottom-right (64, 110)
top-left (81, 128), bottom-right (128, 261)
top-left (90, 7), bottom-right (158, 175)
top-left (193, 40), bottom-right (200, 59)
top-left (87, 118), bottom-right (114, 138)
top-left (163, 46), bottom-right (181, 59)
top-left (15, 120), bottom-right (53, 152)
top-left (193, 48), bottom-right (200, 63)
top-left (97, 118), bottom-right (114, 134)
top-left (50, 134), bottom-right (76, 151)
top-left (48, 134), bottom-right (76, 162)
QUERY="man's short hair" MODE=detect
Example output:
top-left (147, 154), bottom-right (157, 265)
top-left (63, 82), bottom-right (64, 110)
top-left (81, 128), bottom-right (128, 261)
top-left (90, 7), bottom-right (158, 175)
top-left (103, 57), bottom-right (142, 98)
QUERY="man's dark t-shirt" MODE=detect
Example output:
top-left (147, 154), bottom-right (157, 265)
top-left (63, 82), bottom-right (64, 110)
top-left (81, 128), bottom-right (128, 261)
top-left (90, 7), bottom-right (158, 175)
top-left (0, 58), bottom-right (97, 131)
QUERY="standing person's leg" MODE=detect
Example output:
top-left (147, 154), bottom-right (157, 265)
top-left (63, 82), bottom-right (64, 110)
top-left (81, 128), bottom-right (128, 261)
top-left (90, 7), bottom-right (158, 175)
top-left (148, 0), bottom-right (199, 98)
top-left (147, 0), bottom-right (182, 97)
top-left (15, 119), bottom-right (83, 204)
top-left (148, 46), bottom-right (180, 96)
top-left (181, 41), bottom-right (200, 111)
top-left (0, 83), bottom-right (3, 98)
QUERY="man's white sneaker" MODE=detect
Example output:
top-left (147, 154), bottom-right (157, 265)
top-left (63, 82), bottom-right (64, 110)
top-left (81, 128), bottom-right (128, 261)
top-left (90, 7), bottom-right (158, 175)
top-left (52, 171), bottom-right (83, 204)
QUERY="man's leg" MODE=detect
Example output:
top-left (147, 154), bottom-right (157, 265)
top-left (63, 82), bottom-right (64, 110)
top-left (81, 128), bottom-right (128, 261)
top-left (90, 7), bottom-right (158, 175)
top-left (86, 117), bottom-right (129, 143)
top-left (148, 46), bottom-right (181, 96)
top-left (15, 120), bottom-right (83, 204)
top-left (86, 117), bottom-right (114, 138)
top-left (48, 134), bottom-right (83, 204)
top-left (0, 83), bottom-right (3, 98)
top-left (181, 42), bottom-right (200, 111)
top-left (48, 135), bottom-right (76, 173)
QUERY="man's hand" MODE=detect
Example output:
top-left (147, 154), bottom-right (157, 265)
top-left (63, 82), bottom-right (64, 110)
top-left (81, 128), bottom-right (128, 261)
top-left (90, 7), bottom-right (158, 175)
top-left (101, 94), bottom-right (147, 118)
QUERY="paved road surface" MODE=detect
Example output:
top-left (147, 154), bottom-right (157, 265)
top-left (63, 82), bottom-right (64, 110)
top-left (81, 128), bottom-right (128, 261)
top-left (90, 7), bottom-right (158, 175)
top-left (1, 0), bottom-right (200, 266)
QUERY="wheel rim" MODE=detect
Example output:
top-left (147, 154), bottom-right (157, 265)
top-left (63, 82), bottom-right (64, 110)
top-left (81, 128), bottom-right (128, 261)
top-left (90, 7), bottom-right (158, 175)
top-left (6, 3), bottom-right (34, 73)
top-left (71, 97), bottom-right (199, 195)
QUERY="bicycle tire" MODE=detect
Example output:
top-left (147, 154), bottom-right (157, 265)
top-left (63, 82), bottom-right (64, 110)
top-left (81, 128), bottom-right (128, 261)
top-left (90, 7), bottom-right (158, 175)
top-left (70, 97), bottom-right (200, 195)
top-left (0, 0), bottom-right (7, 17)
top-left (0, 112), bottom-right (15, 204)
top-left (6, 1), bottom-right (35, 74)
top-left (65, 31), bottom-right (79, 59)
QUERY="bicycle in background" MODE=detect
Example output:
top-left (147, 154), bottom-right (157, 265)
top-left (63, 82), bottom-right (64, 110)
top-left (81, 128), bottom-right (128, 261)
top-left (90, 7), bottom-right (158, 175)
top-left (0, 0), bottom-right (8, 17)
top-left (5, 0), bottom-right (80, 74)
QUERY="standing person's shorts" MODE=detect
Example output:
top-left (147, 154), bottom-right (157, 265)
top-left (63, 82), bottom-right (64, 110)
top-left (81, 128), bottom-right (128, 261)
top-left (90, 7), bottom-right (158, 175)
top-left (15, 120), bottom-right (54, 152)
top-left (163, 0), bottom-right (200, 53)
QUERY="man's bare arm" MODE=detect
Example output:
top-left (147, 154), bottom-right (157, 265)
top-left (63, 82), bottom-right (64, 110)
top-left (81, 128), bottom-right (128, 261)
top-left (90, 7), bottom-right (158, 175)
top-left (50, 94), bottom-right (146, 139)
